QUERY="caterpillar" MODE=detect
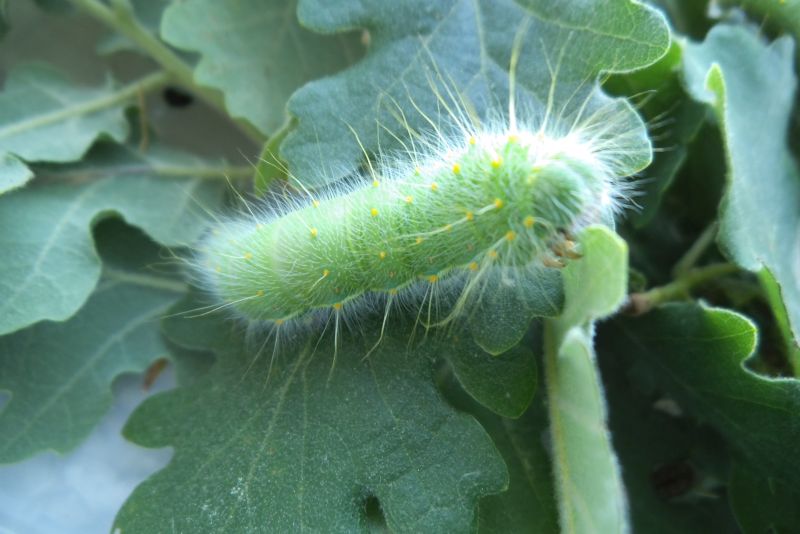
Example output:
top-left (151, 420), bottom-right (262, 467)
top-left (195, 34), bottom-right (648, 350)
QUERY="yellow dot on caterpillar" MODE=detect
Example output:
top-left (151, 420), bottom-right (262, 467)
top-left (491, 157), bottom-right (502, 168)
top-left (310, 228), bottom-right (318, 238)
top-left (322, 269), bottom-right (330, 277)
top-left (524, 216), bottom-right (536, 228)
top-left (468, 135), bottom-right (477, 145)
top-left (494, 198), bottom-right (504, 209)
top-left (468, 262), bottom-right (479, 271)
top-left (275, 319), bottom-right (285, 326)
top-left (379, 251), bottom-right (387, 259)
top-left (333, 303), bottom-right (343, 310)
top-left (373, 179), bottom-right (380, 187)
top-left (243, 252), bottom-right (253, 260)
top-left (405, 195), bottom-right (414, 204)
top-left (388, 288), bottom-right (398, 295)
top-left (312, 200), bottom-right (320, 208)
top-left (256, 290), bottom-right (265, 297)
top-left (444, 224), bottom-right (452, 232)
top-left (370, 207), bottom-right (379, 217)
top-left (415, 237), bottom-right (424, 245)
top-left (508, 134), bottom-right (518, 143)
top-left (506, 230), bottom-right (517, 241)
top-left (465, 211), bottom-right (474, 221)
top-left (430, 182), bottom-right (439, 191)
top-left (452, 163), bottom-right (461, 174)
top-left (414, 166), bottom-right (421, 175)
top-left (428, 274), bottom-right (439, 283)
top-left (488, 250), bottom-right (498, 259)
top-left (214, 266), bottom-right (222, 273)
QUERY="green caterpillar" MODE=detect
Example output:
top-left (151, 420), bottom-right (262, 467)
top-left (200, 123), bottom-right (627, 328)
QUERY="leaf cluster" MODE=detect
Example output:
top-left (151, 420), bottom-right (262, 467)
top-left (0, 1), bottom-right (799, 533)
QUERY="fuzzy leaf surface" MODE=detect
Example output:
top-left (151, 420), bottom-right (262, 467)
top-left (0, 221), bottom-right (184, 463)
top-left (604, 303), bottom-right (800, 489)
top-left (115, 298), bottom-right (507, 533)
top-left (438, 369), bottom-right (560, 533)
top-left (284, 0), bottom-right (669, 187)
top-left (0, 142), bottom-right (224, 335)
top-left (160, 0), bottom-right (361, 135)
top-left (682, 25), bottom-right (800, 345)
top-left (467, 267), bottom-right (562, 356)
top-left (0, 64), bottom-right (129, 193)
top-left (543, 226), bottom-right (629, 533)
top-left (445, 326), bottom-right (541, 418)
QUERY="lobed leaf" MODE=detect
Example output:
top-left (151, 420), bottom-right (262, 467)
top-left (284, 0), bottom-right (669, 187)
top-left (0, 221), bottom-right (185, 463)
top-left (604, 303), bottom-right (800, 490)
top-left (445, 327), bottom-right (541, 418)
top-left (160, 0), bottom-right (362, 136)
top-left (115, 299), bottom-right (508, 533)
top-left (0, 141), bottom-right (224, 335)
top-left (681, 25), bottom-right (800, 347)
top-left (598, 322), bottom-right (741, 533)
top-left (442, 370), bottom-right (558, 534)
top-left (0, 64), bottom-right (129, 194)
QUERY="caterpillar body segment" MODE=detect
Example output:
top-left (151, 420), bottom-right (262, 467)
top-left (203, 128), bottom-right (618, 325)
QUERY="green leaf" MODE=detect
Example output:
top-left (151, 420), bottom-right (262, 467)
top-left (116, 297), bottom-right (508, 533)
top-left (0, 63), bottom-right (132, 193)
top-left (467, 267), bottom-right (562, 356)
top-left (543, 226), bottom-right (630, 533)
top-left (729, 462), bottom-right (800, 534)
top-left (598, 324), bottom-right (741, 534)
top-left (604, 303), bottom-right (800, 489)
top-left (605, 42), bottom-right (707, 226)
top-left (160, 0), bottom-right (361, 135)
top-left (441, 370), bottom-right (558, 533)
top-left (0, 220), bottom-right (184, 463)
top-left (0, 141), bottom-right (224, 336)
top-left (284, 0), bottom-right (670, 187)
top-left (474, 397), bottom-right (558, 533)
top-left (760, 270), bottom-right (800, 374)
top-left (446, 326), bottom-right (540, 418)
top-left (681, 25), bottom-right (800, 347)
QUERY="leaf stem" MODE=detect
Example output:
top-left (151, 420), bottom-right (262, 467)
top-left (627, 262), bottom-right (739, 314)
top-left (102, 267), bottom-right (188, 294)
top-left (672, 221), bottom-right (719, 276)
top-left (0, 71), bottom-right (170, 139)
top-left (68, 0), bottom-right (266, 144)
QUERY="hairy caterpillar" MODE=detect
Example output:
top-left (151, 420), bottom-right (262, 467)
top-left (196, 32), bottom-right (647, 349)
